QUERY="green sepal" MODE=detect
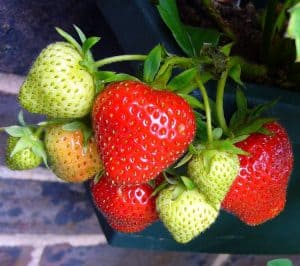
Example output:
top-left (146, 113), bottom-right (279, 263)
top-left (194, 111), bottom-right (208, 142)
top-left (171, 183), bottom-right (185, 200)
top-left (32, 140), bottom-right (48, 168)
top-left (178, 93), bottom-right (204, 110)
top-left (73, 25), bottom-right (87, 43)
top-left (10, 137), bottom-right (32, 157)
top-left (18, 111), bottom-right (26, 126)
top-left (62, 121), bottom-right (93, 153)
top-left (210, 139), bottom-right (249, 155)
top-left (55, 27), bottom-right (82, 54)
top-left (163, 171), bottom-right (178, 185)
top-left (93, 169), bottom-right (105, 185)
top-left (248, 98), bottom-right (279, 121)
top-left (143, 44), bottom-right (163, 83)
top-left (180, 176), bottom-right (196, 190)
top-left (174, 152), bottom-right (193, 169)
top-left (82, 37), bottom-right (101, 56)
top-left (229, 63), bottom-right (243, 86)
top-left (235, 117), bottom-right (276, 136)
top-left (151, 181), bottom-right (168, 197)
top-left (220, 43), bottom-right (234, 56)
top-left (4, 126), bottom-right (29, 138)
top-left (168, 68), bottom-right (198, 92)
top-left (104, 73), bottom-right (139, 83)
top-left (212, 128), bottom-right (223, 140)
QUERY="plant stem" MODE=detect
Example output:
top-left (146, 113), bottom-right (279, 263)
top-left (94, 55), bottom-right (147, 68)
top-left (216, 69), bottom-right (231, 136)
top-left (195, 75), bottom-right (213, 144)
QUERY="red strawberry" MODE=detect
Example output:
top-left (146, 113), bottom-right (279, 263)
top-left (92, 80), bottom-right (196, 184)
top-left (222, 122), bottom-right (293, 225)
top-left (90, 174), bottom-right (159, 233)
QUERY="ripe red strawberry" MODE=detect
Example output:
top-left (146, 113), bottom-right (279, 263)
top-left (90, 174), bottom-right (159, 233)
top-left (92, 80), bottom-right (196, 184)
top-left (222, 122), bottom-right (293, 225)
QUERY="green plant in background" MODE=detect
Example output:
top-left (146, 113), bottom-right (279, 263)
top-left (157, 0), bottom-right (300, 89)
top-left (267, 258), bottom-right (293, 266)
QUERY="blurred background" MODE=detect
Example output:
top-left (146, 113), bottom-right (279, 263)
top-left (0, 0), bottom-right (299, 265)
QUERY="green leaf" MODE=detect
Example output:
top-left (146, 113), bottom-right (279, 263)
top-left (248, 98), bottom-right (279, 120)
top-left (143, 45), bottom-right (162, 83)
top-left (73, 25), bottom-right (87, 43)
top-left (55, 27), bottom-right (82, 54)
top-left (267, 258), bottom-right (293, 266)
top-left (32, 140), bottom-right (48, 167)
top-left (236, 88), bottom-right (248, 115)
top-left (18, 111), bottom-right (26, 126)
top-left (235, 118), bottom-right (275, 136)
top-left (82, 37), bottom-right (101, 55)
top-left (10, 137), bottom-right (32, 157)
top-left (286, 3), bottom-right (300, 61)
top-left (184, 25), bottom-right (220, 55)
top-left (4, 126), bottom-right (27, 138)
top-left (168, 68), bottom-right (197, 92)
top-left (194, 111), bottom-right (208, 142)
top-left (229, 64), bottom-right (243, 85)
top-left (178, 94), bottom-right (204, 110)
top-left (180, 176), bottom-right (196, 190)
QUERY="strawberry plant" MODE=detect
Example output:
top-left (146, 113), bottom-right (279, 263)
top-left (0, 22), bottom-right (294, 245)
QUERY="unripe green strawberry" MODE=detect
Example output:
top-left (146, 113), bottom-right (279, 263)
top-left (188, 150), bottom-right (239, 205)
top-left (6, 136), bottom-right (42, 170)
top-left (156, 186), bottom-right (219, 244)
top-left (19, 42), bottom-right (95, 118)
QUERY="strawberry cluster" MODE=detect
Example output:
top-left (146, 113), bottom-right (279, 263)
top-left (1, 27), bottom-right (293, 244)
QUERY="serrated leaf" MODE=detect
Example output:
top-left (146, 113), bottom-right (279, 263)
top-left (229, 64), bottom-right (243, 85)
top-left (82, 37), bottom-right (101, 55)
top-left (143, 45), bottom-right (162, 83)
top-left (32, 140), bottom-right (48, 167)
top-left (172, 184), bottom-right (185, 200)
top-left (235, 118), bottom-right (275, 136)
top-left (212, 127), bottom-right (223, 140)
top-left (178, 94), bottom-right (204, 110)
top-left (55, 27), bottom-right (82, 54)
top-left (267, 258), bottom-right (293, 266)
top-left (180, 176), bottom-right (196, 190)
top-left (10, 137), bottom-right (32, 157)
top-left (4, 126), bottom-right (27, 138)
top-left (168, 68), bottom-right (198, 92)
top-left (73, 25), bottom-right (87, 43)
top-left (174, 152), bottom-right (193, 169)
top-left (286, 3), bottom-right (300, 61)
top-left (18, 111), bottom-right (26, 126)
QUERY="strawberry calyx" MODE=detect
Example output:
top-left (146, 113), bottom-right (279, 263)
top-left (3, 111), bottom-right (48, 167)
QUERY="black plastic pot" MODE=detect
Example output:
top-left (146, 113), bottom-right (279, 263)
top-left (91, 0), bottom-right (300, 254)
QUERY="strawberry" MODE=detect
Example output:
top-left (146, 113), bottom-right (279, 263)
top-left (44, 125), bottom-right (102, 182)
top-left (19, 41), bottom-right (95, 118)
top-left (188, 149), bottom-right (240, 205)
top-left (222, 122), bottom-right (294, 225)
top-left (92, 80), bottom-right (196, 184)
top-left (156, 185), bottom-right (219, 243)
top-left (6, 136), bottom-right (42, 170)
top-left (90, 174), bottom-right (159, 233)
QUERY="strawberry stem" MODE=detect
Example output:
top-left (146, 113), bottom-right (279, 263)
top-left (216, 69), bottom-right (231, 136)
top-left (195, 75), bottom-right (213, 144)
top-left (94, 55), bottom-right (147, 68)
